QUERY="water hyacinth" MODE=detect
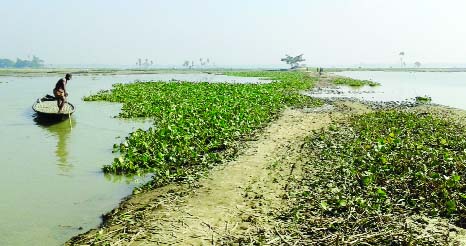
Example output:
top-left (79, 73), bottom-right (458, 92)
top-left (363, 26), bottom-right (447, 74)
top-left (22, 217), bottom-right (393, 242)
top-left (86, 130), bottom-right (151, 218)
top-left (332, 77), bottom-right (380, 87)
top-left (281, 110), bottom-right (466, 244)
top-left (84, 71), bottom-right (321, 186)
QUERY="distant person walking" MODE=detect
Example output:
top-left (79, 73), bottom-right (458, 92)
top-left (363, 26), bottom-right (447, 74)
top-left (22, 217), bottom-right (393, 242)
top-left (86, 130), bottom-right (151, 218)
top-left (53, 73), bottom-right (72, 113)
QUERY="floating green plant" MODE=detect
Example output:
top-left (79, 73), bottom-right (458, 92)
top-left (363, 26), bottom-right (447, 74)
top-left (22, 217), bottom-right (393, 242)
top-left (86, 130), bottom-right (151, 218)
top-left (332, 77), bottom-right (380, 87)
top-left (84, 71), bottom-right (322, 186)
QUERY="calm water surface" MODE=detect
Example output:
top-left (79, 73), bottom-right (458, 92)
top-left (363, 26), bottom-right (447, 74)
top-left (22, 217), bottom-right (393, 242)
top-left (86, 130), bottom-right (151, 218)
top-left (0, 73), bottom-right (264, 246)
top-left (312, 71), bottom-right (466, 110)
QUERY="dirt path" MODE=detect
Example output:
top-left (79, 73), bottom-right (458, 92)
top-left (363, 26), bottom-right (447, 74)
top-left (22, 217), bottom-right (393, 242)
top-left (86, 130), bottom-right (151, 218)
top-left (67, 100), bottom-right (369, 245)
top-left (151, 108), bottom-right (333, 245)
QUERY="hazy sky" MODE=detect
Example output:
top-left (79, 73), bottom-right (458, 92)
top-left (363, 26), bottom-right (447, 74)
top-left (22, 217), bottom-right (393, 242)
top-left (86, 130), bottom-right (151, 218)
top-left (1, 0), bottom-right (466, 67)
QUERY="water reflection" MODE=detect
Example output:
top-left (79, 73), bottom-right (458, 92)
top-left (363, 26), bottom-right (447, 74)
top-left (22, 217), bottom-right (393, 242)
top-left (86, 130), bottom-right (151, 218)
top-left (104, 172), bottom-right (150, 185)
top-left (33, 114), bottom-right (75, 173)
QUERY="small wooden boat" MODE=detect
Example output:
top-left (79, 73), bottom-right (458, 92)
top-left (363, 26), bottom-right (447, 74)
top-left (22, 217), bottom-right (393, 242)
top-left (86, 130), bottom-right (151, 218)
top-left (32, 95), bottom-right (75, 120)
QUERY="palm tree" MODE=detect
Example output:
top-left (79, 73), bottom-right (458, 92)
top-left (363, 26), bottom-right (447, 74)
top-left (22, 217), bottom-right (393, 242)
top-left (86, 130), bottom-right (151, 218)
top-left (399, 52), bottom-right (405, 67)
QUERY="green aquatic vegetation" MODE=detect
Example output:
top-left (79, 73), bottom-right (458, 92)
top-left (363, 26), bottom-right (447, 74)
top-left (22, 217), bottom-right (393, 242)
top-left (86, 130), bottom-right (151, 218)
top-left (223, 71), bottom-right (316, 91)
top-left (283, 110), bottom-right (466, 244)
top-left (415, 95), bottom-right (432, 103)
top-left (84, 71), bottom-right (321, 186)
top-left (332, 77), bottom-right (380, 87)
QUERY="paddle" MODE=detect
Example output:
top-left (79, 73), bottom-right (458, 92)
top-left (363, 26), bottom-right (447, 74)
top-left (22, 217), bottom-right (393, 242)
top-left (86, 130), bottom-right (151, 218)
top-left (68, 111), bottom-right (72, 130)
top-left (65, 97), bottom-right (72, 130)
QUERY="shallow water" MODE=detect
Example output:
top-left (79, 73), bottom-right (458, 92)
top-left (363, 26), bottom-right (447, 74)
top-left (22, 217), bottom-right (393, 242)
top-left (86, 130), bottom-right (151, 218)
top-left (309, 71), bottom-right (466, 110)
top-left (0, 73), bottom-right (264, 246)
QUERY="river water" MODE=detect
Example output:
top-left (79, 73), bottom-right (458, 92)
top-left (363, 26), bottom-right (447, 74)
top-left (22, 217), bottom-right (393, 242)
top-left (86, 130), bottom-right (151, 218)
top-left (312, 71), bottom-right (466, 110)
top-left (5, 71), bottom-right (463, 245)
top-left (0, 73), bottom-right (266, 246)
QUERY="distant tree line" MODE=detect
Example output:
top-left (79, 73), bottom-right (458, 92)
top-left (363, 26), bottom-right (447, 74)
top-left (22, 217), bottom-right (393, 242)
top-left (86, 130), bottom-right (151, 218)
top-left (0, 56), bottom-right (44, 68)
top-left (182, 58), bottom-right (212, 69)
top-left (136, 58), bottom-right (154, 68)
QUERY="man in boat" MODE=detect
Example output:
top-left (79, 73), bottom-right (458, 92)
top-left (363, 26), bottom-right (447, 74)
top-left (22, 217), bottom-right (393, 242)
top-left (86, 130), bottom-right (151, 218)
top-left (53, 73), bottom-right (72, 113)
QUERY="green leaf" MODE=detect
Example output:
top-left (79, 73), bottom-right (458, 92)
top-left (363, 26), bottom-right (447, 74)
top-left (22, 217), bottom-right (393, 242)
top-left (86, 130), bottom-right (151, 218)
top-left (320, 201), bottom-right (329, 210)
top-left (376, 188), bottom-right (387, 199)
top-left (338, 200), bottom-right (347, 207)
top-left (362, 176), bottom-right (372, 186)
top-left (446, 200), bottom-right (457, 213)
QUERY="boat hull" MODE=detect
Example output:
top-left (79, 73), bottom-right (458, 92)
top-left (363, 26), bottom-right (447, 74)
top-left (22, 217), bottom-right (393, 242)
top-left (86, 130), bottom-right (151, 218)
top-left (32, 97), bottom-right (75, 121)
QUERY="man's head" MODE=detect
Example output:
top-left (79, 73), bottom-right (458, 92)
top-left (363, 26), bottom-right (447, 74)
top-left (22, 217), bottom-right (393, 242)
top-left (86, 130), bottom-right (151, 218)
top-left (65, 73), bottom-right (72, 80)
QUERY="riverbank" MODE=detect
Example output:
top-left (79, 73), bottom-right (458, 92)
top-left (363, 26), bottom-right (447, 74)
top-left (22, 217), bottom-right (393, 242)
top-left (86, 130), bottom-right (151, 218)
top-left (0, 68), bottom-right (299, 77)
top-left (3, 67), bottom-right (466, 78)
top-left (67, 101), bottom-right (466, 245)
top-left (0, 68), bottom-right (206, 77)
top-left (326, 67), bottom-right (466, 73)
top-left (66, 72), bottom-right (466, 245)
